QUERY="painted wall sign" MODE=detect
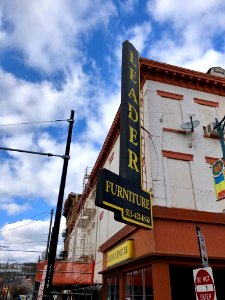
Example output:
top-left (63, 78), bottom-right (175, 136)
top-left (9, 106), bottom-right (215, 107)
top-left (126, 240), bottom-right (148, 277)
top-left (95, 40), bottom-right (153, 229)
top-left (107, 240), bottom-right (134, 267)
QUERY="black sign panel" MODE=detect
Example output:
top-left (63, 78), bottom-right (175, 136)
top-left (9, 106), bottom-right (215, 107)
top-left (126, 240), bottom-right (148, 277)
top-left (95, 41), bottom-right (153, 229)
top-left (120, 40), bottom-right (141, 187)
top-left (96, 168), bottom-right (152, 229)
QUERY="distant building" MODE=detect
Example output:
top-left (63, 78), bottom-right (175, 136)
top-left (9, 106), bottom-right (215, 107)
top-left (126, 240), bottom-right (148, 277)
top-left (0, 263), bottom-right (23, 273)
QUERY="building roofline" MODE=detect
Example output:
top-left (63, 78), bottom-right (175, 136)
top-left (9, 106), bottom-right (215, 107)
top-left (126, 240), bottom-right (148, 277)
top-left (140, 57), bottom-right (225, 96)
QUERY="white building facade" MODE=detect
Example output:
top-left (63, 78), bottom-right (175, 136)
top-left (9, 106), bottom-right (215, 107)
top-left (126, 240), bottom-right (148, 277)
top-left (66, 58), bottom-right (225, 300)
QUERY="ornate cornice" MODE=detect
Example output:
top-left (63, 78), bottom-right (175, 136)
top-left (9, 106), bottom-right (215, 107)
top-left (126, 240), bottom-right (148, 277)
top-left (140, 57), bottom-right (225, 96)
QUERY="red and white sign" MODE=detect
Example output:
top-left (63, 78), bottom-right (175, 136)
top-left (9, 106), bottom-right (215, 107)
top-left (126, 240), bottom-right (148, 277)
top-left (193, 267), bottom-right (217, 300)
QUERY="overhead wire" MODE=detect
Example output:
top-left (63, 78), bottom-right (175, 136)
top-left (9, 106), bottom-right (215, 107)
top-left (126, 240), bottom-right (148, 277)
top-left (0, 249), bottom-right (44, 253)
top-left (1, 240), bottom-right (47, 245)
top-left (0, 210), bottom-right (51, 228)
top-left (0, 119), bottom-right (69, 127)
top-left (0, 214), bottom-right (52, 233)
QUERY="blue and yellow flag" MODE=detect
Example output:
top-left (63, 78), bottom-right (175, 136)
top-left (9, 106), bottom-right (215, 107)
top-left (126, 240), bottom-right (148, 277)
top-left (212, 159), bottom-right (225, 201)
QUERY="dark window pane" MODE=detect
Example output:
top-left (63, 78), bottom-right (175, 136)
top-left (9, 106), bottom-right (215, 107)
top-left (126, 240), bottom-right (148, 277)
top-left (125, 267), bottom-right (153, 299)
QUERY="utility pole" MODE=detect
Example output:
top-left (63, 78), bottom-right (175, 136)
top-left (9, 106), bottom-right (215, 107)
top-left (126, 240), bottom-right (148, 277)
top-left (43, 110), bottom-right (74, 298)
top-left (214, 116), bottom-right (225, 159)
top-left (45, 209), bottom-right (54, 260)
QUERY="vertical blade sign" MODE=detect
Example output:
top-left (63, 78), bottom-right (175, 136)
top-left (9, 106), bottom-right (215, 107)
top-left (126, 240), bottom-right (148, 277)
top-left (95, 41), bottom-right (153, 229)
top-left (120, 40), bottom-right (141, 188)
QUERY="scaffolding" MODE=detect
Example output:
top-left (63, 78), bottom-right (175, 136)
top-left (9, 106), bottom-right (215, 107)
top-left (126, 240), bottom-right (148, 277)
top-left (83, 166), bottom-right (92, 191)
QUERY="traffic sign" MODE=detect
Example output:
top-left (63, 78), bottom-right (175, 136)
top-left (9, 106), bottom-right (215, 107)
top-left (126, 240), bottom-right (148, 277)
top-left (193, 267), bottom-right (217, 300)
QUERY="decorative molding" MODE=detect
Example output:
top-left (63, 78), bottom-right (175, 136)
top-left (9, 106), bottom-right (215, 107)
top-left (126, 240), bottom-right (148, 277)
top-left (163, 128), bottom-right (187, 134)
top-left (205, 156), bottom-right (221, 164)
top-left (109, 152), bottom-right (114, 164)
top-left (140, 58), bottom-right (225, 96)
top-left (162, 150), bottom-right (193, 161)
top-left (157, 90), bottom-right (183, 100)
top-left (194, 98), bottom-right (219, 107)
top-left (203, 134), bottom-right (224, 140)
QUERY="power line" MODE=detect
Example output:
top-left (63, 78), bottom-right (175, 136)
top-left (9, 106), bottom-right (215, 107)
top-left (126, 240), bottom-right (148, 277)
top-left (0, 210), bottom-right (51, 228)
top-left (0, 249), bottom-right (44, 253)
top-left (0, 146), bottom-right (66, 159)
top-left (0, 119), bottom-right (69, 127)
top-left (1, 241), bottom-right (47, 245)
top-left (0, 215), bottom-right (51, 233)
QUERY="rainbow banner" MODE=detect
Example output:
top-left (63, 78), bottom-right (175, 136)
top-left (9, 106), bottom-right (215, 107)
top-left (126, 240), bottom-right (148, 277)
top-left (212, 159), bottom-right (225, 201)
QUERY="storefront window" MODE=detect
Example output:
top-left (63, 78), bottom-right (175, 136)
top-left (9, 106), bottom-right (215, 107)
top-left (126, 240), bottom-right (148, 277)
top-left (106, 275), bottom-right (119, 300)
top-left (125, 267), bottom-right (153, 299)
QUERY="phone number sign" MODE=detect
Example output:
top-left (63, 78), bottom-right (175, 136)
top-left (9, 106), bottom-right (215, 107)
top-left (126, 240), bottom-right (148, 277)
top-left (95, 168), bottom-right (152, 228)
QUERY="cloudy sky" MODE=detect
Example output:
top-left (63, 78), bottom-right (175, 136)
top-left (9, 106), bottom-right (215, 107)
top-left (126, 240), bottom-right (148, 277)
top-left (0, 0), bottom-right (225, 263)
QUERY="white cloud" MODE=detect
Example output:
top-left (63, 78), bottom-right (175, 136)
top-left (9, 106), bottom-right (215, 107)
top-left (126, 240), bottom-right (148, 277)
top-left (0, 219), bottom-right (49, 262)
top-left (128, 22), bottom-right (152, 53)
top-left (147, 0), bottom-right (224, 25)
top-left (0, 0), bottom-right (116, 73)
top-left (0, 137), bottom-right (100, 208)
top-left (82, 88), bottom-right (120, 143)
top-left (0, 217), bottom-right (66, 262)
top-left (66, 142), bottom-right (100, 194)
top-left (107, 21), bottom-right (152, 80)
top-left (184, 49), bottom-right (225, 72)
top-left (0, 62), bottom-right (115, 212)
top-left (146, 0), bottom-right (225, 70)
top-left (0, 203), bottom-right (31, 216)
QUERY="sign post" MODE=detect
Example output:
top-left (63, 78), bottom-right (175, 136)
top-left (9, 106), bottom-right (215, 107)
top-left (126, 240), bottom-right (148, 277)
top-left (43, 110), bottom-right (75, 297)
top-left (193, 267), bottom-right (217, 300)
top-left (196, 226), bottom-right (208, 267)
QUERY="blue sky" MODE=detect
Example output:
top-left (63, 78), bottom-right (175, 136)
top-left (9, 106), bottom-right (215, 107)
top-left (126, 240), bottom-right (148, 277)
top-left (1, 0), bottom-right (225, 262)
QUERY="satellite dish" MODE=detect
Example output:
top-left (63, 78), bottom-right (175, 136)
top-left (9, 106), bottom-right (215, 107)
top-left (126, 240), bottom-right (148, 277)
top-left (180, 115), bottom-right (200, 132)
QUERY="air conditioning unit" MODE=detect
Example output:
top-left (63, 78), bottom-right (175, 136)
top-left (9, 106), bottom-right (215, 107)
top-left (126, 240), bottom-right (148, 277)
top-left (204, 122), bottom-right (218, 137)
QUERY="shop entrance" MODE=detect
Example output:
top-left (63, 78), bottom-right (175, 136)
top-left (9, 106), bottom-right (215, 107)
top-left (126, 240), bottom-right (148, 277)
top-left (105, 266), bottom-right (153, 300)
top-left (170, 266), bottom-right (195, 299)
